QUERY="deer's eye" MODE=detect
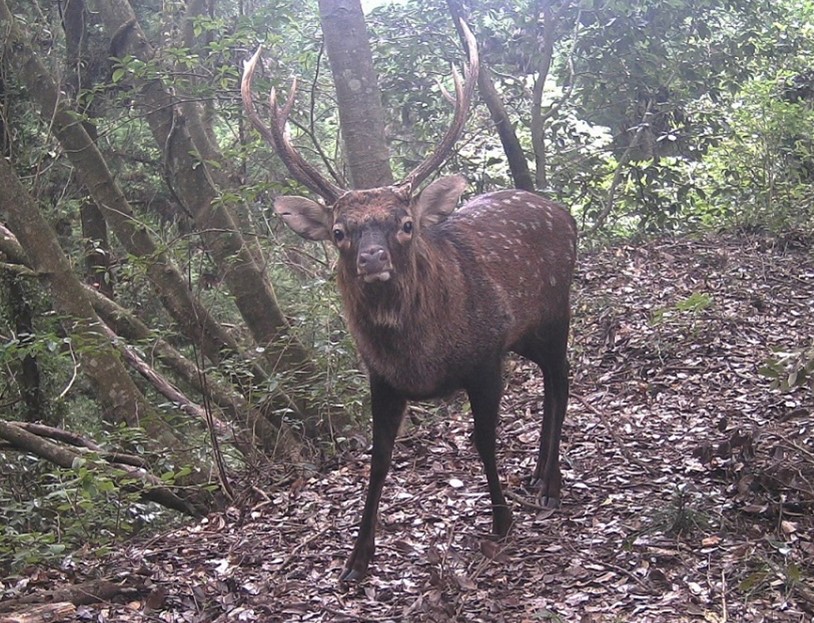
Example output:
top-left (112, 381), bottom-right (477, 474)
top-left (333, 228), bottom-right (345, 242)
top-left (402, 220), bottom-right (413, 234)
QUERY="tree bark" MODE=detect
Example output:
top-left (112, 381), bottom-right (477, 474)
top-left (13, 421), bottom-right (149, 468)
top-left (0, 157), bottom-right (187, 453)
top-left (318, 0), bottom-right (394, 189)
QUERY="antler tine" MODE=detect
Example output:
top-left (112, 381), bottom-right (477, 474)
top-left (267, 85), bottom-right (335, 197)
top-left (241, 48), bottom-right (278, 149)
top-left (401, 19), bottom-right (480, 189)
top-left (279, 77), bottom-right (298, 126)
top-left (241, 47), bottom-right (343, 203)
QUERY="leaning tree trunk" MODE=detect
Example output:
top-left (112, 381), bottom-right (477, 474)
top-left (0, 222), bottom-right (300, 464)
top-left (0, 0), bottom-right (326, 449)
top-left (0, 158), bottom-right (187, 454)
top-left (85, 286), bottom-right (302, 461)
top-left (90, 0), bottom-right (298, 357)
top-left (0, 0), bottom-right (246, 371)
top-left (318, 0), bottom-right (394, 189)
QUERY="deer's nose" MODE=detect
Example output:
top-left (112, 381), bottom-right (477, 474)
top-left (357, 246), bottom-right (390, 274)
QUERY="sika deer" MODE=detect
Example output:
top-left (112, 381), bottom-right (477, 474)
top-left (242, 24), bottom-right (577, 581)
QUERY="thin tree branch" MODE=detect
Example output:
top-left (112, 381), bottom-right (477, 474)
top-left (589, 98), bottom-right (655, 233)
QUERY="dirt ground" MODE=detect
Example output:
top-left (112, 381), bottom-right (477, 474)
top-left (2, 232), bottom-right (813, 622)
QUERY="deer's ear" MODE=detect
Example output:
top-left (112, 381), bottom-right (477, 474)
top-left (274, 196), bottom-right (333, 241)
top-left (412, 175), bottom-right (466, 227)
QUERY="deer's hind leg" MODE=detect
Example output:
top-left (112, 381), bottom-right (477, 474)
top-left (519, 319), bottom-right (570, 508)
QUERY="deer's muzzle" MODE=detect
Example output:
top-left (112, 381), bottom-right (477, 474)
top-left (357, 244), bottom-right (393, 282)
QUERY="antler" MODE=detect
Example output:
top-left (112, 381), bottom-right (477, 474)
top-left (241, 47), bottom-right (344, 203)
top-left (400, 20), bottom-right (480, 189)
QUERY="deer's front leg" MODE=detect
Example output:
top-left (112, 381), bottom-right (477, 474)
top-left (466, 358), bottom-right (512, 537)
top-left (340, 376), bottom-right (406, 582)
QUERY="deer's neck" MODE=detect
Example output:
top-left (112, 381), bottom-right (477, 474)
top-left (338, 240), bottom-right (448, 333)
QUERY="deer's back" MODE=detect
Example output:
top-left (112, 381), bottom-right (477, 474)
top-left (440, 189), bottom-right (577, 345)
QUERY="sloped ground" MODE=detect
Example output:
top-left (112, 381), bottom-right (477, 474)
top-left (2, 233), bottom-right (813, 622)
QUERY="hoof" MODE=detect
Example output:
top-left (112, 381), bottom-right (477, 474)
top-left (538, 494), bottom-right (560, 510)
top-left (528, 474), bottom-right (561, 509)
top-left (339, 567), bottom-right (365, 583)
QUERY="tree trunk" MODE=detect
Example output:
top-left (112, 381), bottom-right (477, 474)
top-left (0, 223), bottom-right (300, 461)
top-left (318, 0), bottom-right (394, 189)
top-left (91, 0), bottom-right (346, 435)
top-left (79, 201), bottom-right (114, 297)
top-left (91, 0), bottom-right (291, 352)
top-left (62, 0), bottom-right (115, 298)
top-left (589, 99), bottom-right (654, 233)
top-left (529, 1), bottom-right (578, 192)
top-left (0, 578), bottom-right (144, 614)
top-left (0, 0), bottom-right (246, 371)
top-left (0, 157), bottom-right (186, 452)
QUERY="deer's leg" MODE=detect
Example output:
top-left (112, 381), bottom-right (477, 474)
top-left (529, 329), bottom-right (570, 508)
top-left (466, 359), bottom-right (512, 537)
top-left (341, 377), bottom-right (406, 582)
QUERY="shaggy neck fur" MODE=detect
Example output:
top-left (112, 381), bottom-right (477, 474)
top-left (338, 234), bottom-right (446, 336)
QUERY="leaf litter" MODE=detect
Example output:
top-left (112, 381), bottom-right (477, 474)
top-left (1, 232), bottom-right (813, 622)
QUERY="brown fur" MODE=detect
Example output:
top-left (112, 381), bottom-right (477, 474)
top-left (273, 175), bottom-right (576, 581)
top-left (335, 186), bottom-right (576, 398)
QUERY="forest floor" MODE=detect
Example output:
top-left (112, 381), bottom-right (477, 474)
top-left (2, 232), bottom-right (814, 622)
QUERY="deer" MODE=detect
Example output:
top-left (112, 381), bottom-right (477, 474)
top-left (241, 23), bottom-right (577, 581)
